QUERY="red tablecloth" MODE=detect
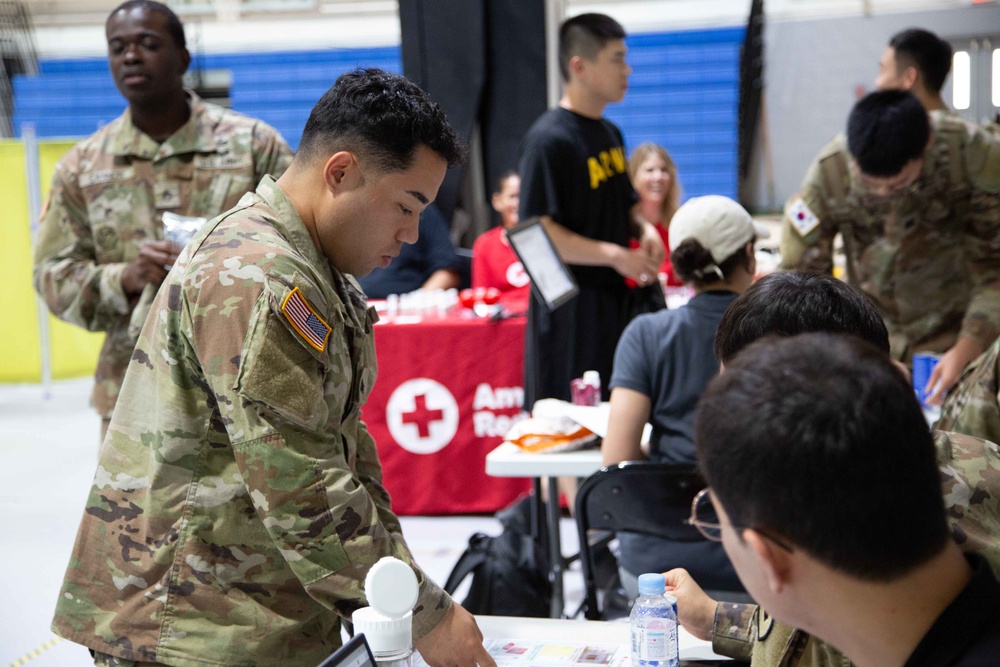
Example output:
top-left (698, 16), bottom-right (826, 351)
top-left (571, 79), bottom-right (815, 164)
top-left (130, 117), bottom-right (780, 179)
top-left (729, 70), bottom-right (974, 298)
top-left (366, 313), bottom-right (531, 515)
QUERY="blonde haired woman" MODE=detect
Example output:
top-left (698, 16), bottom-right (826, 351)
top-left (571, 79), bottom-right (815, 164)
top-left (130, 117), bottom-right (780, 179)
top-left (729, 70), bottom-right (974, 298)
top-left (628, 143), bottom-right (683, 287)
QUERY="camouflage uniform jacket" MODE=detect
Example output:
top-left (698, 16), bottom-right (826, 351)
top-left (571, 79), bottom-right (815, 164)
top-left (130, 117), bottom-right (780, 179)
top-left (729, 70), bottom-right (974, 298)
top-left (937, 335), bottom-right (1000, 445)
top-left (51, 176), bottom-right (451, 666)
top-left (709, 430), bottom-right (1000, 667)
top-left (779, 113), bottom-right (1000, 361)
top-left (33, 92), bottom-right (293, 418)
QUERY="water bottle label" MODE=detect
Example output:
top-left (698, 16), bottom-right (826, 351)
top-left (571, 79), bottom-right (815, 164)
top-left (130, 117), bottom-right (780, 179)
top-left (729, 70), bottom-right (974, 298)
top-left (631, 597), bottom-right (679, 667)
top-left (640, 620), bottom-right (666, 659)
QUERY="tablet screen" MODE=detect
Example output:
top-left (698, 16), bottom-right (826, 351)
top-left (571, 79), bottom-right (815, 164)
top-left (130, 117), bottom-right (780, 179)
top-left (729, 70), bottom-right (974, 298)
top-left (316, 633), bottom-right (378, 667)
top-left (505, 217), bottom-right (579, 311)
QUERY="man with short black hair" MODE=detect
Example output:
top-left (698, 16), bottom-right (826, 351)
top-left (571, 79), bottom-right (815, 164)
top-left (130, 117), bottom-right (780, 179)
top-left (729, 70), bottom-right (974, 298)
top-left (713, 270), bottom-right (890, 363)
top-left (33, 0), bottom-right (294, 441)
top-left (693, 334), bottom-right (1000, 666)
top-left (517, 12), bottom-right (664, 409)
top-left (875, 28), bottom-right (953, 112)
top-left (847, 89), bottom-right (929, 179)
top-left (52, 67), bottom-right (495, 667)
top-left (780, 89), bottom-right (1000, 404)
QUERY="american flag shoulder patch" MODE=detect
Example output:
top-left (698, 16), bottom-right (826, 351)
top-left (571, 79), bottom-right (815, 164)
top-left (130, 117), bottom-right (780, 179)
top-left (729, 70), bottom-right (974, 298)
top-left (281, 287), bottom-right (331, 352)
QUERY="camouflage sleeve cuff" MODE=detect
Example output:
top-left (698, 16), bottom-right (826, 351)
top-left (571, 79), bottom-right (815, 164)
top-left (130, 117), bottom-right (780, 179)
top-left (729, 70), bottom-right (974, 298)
top-left (411, 576), bottom-right (453, 642)
top-left (959, 315), bottom-right (1000, 358)
top-left (101, 262), bottom-right (132, 316)
top-left (711, 601), bottom-right (757, 662)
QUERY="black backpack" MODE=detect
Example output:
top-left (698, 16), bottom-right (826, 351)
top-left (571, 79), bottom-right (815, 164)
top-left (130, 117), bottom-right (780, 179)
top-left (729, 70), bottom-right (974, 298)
top-left (443, 496), bottom-right (552, 617)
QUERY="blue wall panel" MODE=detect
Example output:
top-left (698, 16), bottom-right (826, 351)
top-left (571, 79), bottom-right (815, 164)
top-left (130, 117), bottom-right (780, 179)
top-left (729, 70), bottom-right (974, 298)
top-left (607, 27), bottom-right (745, 201)
top-left (13, 46), bottom-right (401, 149)
top-left (14, 27), bottom-right (743, 198)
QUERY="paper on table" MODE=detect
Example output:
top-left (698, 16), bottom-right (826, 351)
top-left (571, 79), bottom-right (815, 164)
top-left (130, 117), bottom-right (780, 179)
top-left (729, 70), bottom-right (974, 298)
top-left (531, 399), bottom-right (651, 445)
top-left (414, 640), bottom-right (629, 667)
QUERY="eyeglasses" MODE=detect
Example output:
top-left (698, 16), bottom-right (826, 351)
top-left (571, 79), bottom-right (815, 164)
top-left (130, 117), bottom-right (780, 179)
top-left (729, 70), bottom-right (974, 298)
top-left (685, 487), bottom-right (793, 552)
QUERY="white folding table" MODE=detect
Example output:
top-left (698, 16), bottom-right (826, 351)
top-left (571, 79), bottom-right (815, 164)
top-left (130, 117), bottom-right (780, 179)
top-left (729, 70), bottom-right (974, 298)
top-left (485, 399), bottom-right (654, 618)
top-left (475, 615), bottom-right (730, 664)
top-left (485, 441), bottom-right (603, 618)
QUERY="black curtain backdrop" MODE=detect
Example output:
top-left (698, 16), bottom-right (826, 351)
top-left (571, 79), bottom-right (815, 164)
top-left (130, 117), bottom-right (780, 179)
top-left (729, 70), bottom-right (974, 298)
top-left (399, 0), bottom-right (547, 229)
top-left (738, 0), bottom-right (764, 182)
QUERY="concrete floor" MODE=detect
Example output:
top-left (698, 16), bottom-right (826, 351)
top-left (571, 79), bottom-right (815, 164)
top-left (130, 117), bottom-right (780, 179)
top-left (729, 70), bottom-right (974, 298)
top-left (0, 378), bottom-right (583, 667)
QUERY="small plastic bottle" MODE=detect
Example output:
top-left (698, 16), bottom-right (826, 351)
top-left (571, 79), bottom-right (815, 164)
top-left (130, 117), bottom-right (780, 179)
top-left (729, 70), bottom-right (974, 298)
top-left (352, 557), bottom-right (419, 667)
top-left (629, 573), bottom-right (679, 667)
top-left (571, 370), bottom-right (601, 406)
top-left (582, 370), bottom-right (601, 405)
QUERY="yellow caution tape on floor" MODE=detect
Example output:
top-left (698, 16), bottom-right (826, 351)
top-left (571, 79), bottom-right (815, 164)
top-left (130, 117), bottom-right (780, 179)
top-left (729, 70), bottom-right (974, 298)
top-left (7, 636), bottom-right (63, 667)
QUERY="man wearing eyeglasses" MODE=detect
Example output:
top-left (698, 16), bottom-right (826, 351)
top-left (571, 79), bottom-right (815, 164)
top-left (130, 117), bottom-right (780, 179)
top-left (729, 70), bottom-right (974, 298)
top-left (662, 271), bottom-right (1000, 667)
top-left (688, 333), bottom-right (1000, 666)
top-left (779, 89), bottom-right (1000, 407)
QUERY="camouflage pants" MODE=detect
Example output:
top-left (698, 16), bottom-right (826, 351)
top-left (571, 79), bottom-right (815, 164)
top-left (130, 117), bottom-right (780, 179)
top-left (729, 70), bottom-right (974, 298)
top-left (93, 651), bottom-right (168, 667)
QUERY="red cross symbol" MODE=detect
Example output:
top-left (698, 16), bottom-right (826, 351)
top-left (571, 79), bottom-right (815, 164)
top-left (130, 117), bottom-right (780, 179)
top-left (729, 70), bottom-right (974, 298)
top-left (400, 394), bottom-right (445, 439)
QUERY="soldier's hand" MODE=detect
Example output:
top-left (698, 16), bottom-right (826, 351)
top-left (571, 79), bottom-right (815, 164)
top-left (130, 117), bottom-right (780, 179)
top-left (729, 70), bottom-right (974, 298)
top-left (612, 246), bottom-right (661, 287)
top-left (414, 603), bottom-right (496, 667)
top-left (121, 240), bottom-right (183, 297)
top-left (663, 568), bottom-right (717, 641)
top-left (924, 337), bottom-right (984, 405)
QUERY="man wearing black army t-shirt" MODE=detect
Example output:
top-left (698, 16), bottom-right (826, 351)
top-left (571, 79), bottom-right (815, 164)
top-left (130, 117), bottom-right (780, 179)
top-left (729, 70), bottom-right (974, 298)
top-left (518, 12), bottom-right (665, 410)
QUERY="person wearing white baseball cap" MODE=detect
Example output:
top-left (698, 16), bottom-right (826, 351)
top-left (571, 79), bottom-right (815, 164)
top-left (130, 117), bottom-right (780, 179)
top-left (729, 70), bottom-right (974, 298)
top-left (667, 195), bottom-right (770, 283)
top-left (603, 194), bottom-right (766, 600)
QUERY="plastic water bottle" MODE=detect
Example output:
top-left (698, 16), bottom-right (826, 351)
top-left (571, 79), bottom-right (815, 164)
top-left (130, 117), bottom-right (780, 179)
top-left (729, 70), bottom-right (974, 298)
top-left (630, 573), bottom-right (679, 667)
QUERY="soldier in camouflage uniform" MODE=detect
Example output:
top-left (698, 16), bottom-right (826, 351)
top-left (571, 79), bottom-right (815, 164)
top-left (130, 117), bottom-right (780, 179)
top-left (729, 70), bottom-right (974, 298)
top-left (33, 0), bottom-right (293, 439)
top-left (780, 90), bottom-right (1000, 405)
top-left (691, 335), bottom-right (1000, 666)
top-left (51, 68), bottom-right (495, 667)
top-left (938, 335), bottom-right (1000, 446)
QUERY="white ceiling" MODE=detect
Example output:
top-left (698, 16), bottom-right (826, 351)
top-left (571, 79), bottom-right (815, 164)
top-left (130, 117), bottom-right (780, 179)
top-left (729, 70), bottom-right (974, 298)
top-left (21, 0), bottom-right (392, 27)
top-left (18, 0), bottom-right (984, 57)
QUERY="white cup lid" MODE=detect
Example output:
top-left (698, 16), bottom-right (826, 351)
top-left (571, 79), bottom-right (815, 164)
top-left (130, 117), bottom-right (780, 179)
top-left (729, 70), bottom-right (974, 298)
top-left (366, 557), bottom-right (418, 618)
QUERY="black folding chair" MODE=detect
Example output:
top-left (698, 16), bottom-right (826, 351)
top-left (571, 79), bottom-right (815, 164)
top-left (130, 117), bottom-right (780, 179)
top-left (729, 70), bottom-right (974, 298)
top-left (574, 461), bottom-right (706, 620)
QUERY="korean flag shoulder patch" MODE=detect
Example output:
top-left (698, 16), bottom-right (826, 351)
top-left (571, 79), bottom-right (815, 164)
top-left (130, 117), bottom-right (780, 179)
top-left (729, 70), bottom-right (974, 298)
top-left (786, 197), bottom-right (820, 238)
top-left (281, 287), bottom-right (331, 353)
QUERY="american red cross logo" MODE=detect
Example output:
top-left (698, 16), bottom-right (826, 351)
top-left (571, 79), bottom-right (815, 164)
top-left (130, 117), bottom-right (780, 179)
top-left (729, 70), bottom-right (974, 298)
top-left (400, 394), bottom-right (445, 438)
top-left (386, 378), bottom-right (459, 455)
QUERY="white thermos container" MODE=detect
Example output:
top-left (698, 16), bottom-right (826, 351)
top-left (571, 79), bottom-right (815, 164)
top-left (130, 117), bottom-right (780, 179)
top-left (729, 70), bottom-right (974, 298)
top-left (352, 557), bottom-right (419, 667)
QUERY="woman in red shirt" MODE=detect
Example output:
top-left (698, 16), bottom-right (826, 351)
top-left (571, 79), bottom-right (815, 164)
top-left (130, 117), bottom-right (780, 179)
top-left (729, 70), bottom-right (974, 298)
top-left (629, 143), bottom-right (683, 287)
